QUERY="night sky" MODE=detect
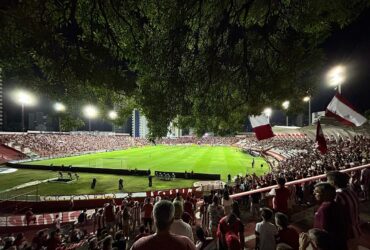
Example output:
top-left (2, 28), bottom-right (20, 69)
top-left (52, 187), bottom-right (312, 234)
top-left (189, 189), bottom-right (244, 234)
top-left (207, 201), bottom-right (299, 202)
top-left (315, 6), bottom-right (370, 114)
top-left (3, 6), bottom-right (370, 131)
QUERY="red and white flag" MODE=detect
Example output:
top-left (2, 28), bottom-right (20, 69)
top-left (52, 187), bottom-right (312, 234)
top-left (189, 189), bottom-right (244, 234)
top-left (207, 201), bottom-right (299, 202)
top-left (249, 115), bottom-right (275, 140)
top-left (315, 120), bottom-right (327, 154)
top-left (326, 93), bottom-right (367, 126)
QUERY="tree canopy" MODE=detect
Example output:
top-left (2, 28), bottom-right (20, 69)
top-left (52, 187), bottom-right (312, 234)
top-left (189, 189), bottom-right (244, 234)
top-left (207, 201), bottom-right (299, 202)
top-left (0, 0), bottom-right (368, 137)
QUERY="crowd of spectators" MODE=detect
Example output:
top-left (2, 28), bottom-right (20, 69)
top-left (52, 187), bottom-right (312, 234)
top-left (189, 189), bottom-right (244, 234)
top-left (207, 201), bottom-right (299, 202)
top-left (1, 167), bottom-right (368, 250)
top-left (156, 137), bottom-right (241, 146)
top-left (0, 134), bottom-right (136, 158)
top-left (0, 134), bottom-right (240, 158)
top-left (228, 135), bottom-right (370, 205)
top-left (0, 133), bottom-right (369, 249)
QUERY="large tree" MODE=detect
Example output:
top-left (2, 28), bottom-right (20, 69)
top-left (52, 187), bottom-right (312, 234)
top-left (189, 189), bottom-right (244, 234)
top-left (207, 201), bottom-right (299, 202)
top-left (0, 0), bottom-right (368, 137)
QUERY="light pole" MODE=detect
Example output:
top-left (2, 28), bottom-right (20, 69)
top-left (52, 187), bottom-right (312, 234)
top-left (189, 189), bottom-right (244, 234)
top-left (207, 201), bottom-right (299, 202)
top-left (13, 90), bottom-right (36, 132)
top-left (54, 102), bottom-right (66, 132)
top-left (327, 65), bottom-right (346, 94)
top-left (303, 96), bottom-right (311, 125)
top-left (21, 103), bottom-right (24, 132)
top-left (83, 105), bottom-right (98, 132)
top-left (282, 100), bottom-right (290, 126)
top-left (263, 108), bottom-right (272, 123)
top-left (108, 110), bottom-right (118, 132)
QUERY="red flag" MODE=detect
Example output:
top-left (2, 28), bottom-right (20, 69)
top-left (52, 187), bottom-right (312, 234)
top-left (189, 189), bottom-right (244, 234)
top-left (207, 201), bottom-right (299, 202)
top-left (315, 121), bottom-right (327, 154)
top-left (249, 115), bottom-right (275, 140)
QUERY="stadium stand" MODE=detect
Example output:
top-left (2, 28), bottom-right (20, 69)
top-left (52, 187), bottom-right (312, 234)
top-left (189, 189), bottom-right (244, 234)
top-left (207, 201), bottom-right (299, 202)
top-left (0, 132), bottom-right (369, 249)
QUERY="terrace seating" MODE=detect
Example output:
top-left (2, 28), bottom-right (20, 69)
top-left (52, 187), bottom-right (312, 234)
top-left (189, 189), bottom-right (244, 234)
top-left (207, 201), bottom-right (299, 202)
top-left (0, 133), bottom-right (242, 159)
top-left (0, 132), bottom-right (369, 249)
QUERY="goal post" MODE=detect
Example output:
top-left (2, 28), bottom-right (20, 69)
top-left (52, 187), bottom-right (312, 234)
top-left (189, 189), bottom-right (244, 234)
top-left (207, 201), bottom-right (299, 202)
top-left (96, 158), bottom-right (129, 170)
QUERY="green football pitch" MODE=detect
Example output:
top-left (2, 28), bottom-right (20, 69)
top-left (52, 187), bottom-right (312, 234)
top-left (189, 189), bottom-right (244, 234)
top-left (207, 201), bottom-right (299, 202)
top-left (0, 145), bottom-right (269, 195)
top-left (28, 145), bottom-right (268, 179)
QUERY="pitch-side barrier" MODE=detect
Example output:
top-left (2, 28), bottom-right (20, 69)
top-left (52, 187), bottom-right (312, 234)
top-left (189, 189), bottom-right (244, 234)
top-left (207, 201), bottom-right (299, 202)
top-left (1, 164), bottom-right (368, 232)
top-left (230, 163), bottom-right (370, 199)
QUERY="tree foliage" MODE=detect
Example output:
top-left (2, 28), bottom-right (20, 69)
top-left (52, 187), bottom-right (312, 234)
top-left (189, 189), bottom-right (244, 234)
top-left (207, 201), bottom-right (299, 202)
top-left (365, 110), bottom-right (370, 121)
top-left (0, 0), bottom-right (368, 137)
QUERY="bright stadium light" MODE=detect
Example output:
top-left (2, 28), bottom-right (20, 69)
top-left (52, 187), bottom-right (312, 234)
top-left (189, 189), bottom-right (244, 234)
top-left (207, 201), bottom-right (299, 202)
top-left (282, 101), bottom-right (290, 126)
top-left (303, 96), bottom-right (311, 125)
top-left (83, 105), bottom-right (99, 131)
top-left (12, 90), bottom-right (37, 132)
top-left (108, 110), bottom-right (118, 132)
top-left (263, 108), bottom-right (272, 123)
top-left (83, 105), bottom-right (98, 119)
top-left (54, 102), bottom-right (66, 112)
top-left (327, 65), bottom-right (346, 93)
top-left (14, 90), bottom-right (37, 106)
top-left (54, 102), bottom-right (66, 132)
top-left (108, 110), bottom-right (118, 120)
top-left (282, 100), bottom-right (290, 110)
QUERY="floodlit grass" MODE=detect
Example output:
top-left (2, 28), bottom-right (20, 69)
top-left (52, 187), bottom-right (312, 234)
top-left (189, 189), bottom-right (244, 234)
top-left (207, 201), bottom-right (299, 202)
top-left (29, 145), bottom-right (268, 179)
top-left (1, 145), bottom-right (269, 195)
top-left (0, 169), bottom-right (197, 196)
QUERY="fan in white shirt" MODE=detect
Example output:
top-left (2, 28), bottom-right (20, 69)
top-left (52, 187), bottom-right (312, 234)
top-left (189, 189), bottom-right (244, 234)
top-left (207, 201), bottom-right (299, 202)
top-left (170, 201), bottom-right (194, 242)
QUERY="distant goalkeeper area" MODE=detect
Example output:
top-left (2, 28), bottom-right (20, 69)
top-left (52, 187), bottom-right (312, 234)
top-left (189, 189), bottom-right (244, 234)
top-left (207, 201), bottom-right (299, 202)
top-left (28, 145), bottom-right (269, 179)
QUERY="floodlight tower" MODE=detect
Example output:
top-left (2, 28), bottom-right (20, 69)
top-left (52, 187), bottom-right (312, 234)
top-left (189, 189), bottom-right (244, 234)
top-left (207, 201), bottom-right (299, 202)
top-left (108, 110), bottom-right (118, 132)
top-left (327, 65), bottom-right (346, 94)
top-left (54, 102), bottom-right (66, 132)
top-left (83, 105), bottom-right (98, 132)
top-left (263, 108), bottom-right (272, 123)
top-left (303, 96), bottom-right (311, 125)
top-left (13, 90), bottom-right (37, 132)
top-left (282, 100), bottom-right (290, 126)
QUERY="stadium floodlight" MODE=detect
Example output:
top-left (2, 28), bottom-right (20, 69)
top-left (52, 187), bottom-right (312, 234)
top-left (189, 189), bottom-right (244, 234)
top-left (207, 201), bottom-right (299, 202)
top-left (282, 100), bottom-right (290, 110)
top-left (108, 110), bottom-right (118, 120)
top-left (83, 105), bottom-right (98, 119)
top-left (327, 65), bottom-right (346, 93)
top-left (282, 101), bottom-right (290, 126)
top-left (263, 108), bottom-right (272, 123)
top-left (54, 102), bottom-right (66, 112)
top-left (108, 110), bottom-right (118, 132)
top-left (54, 102), bottom-right (66, 132)
top-left (12, 90), bottom-right (37, 132)
top-left (303, 96), bottom-right (311, 125)
top-left (83, 105), bottom-right (99, 131)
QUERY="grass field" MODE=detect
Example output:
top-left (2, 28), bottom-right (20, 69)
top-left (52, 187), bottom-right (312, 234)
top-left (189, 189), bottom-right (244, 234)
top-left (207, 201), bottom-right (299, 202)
top-left (0, 145), bottom-right (269, 195)
top-left (0, 169), bottom-right (197, 196)
top-left (29, 145), bottom-right (268, 179)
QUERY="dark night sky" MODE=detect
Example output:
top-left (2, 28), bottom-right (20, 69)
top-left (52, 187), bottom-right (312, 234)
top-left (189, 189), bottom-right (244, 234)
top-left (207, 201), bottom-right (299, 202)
top-left (3, 6), bottom-right (370, 131)
top-left (314, 6), bottom-right (370, 114)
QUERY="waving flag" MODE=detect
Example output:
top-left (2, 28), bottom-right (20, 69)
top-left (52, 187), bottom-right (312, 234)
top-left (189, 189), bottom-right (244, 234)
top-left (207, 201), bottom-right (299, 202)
top-left (315, 120), bottom-right (327, 154)
top-left (249, 115), bottom-right (274, 140)
top-left (326, 93), bottom-right (367, 126)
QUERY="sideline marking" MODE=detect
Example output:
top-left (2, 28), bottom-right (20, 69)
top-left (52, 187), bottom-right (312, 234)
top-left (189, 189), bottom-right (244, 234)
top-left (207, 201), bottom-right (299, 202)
top-left (0, 167), bottom-right (18, 174)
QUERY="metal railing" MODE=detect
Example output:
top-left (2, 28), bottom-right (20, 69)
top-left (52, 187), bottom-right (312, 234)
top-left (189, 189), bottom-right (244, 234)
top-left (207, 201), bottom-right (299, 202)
top-left (1, 163), bottom-right (369, 229)
top-left (230, 163), bottom-right (370, 199)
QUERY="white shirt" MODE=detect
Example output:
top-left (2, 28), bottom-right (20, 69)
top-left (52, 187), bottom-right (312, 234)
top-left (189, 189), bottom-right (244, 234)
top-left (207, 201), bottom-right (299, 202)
top-left (170, 219), bottom-right (194, 242)
top-left (255, 221), bottom-right (278, 250)
top-left (222, 198), bottom-right (233, 215)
